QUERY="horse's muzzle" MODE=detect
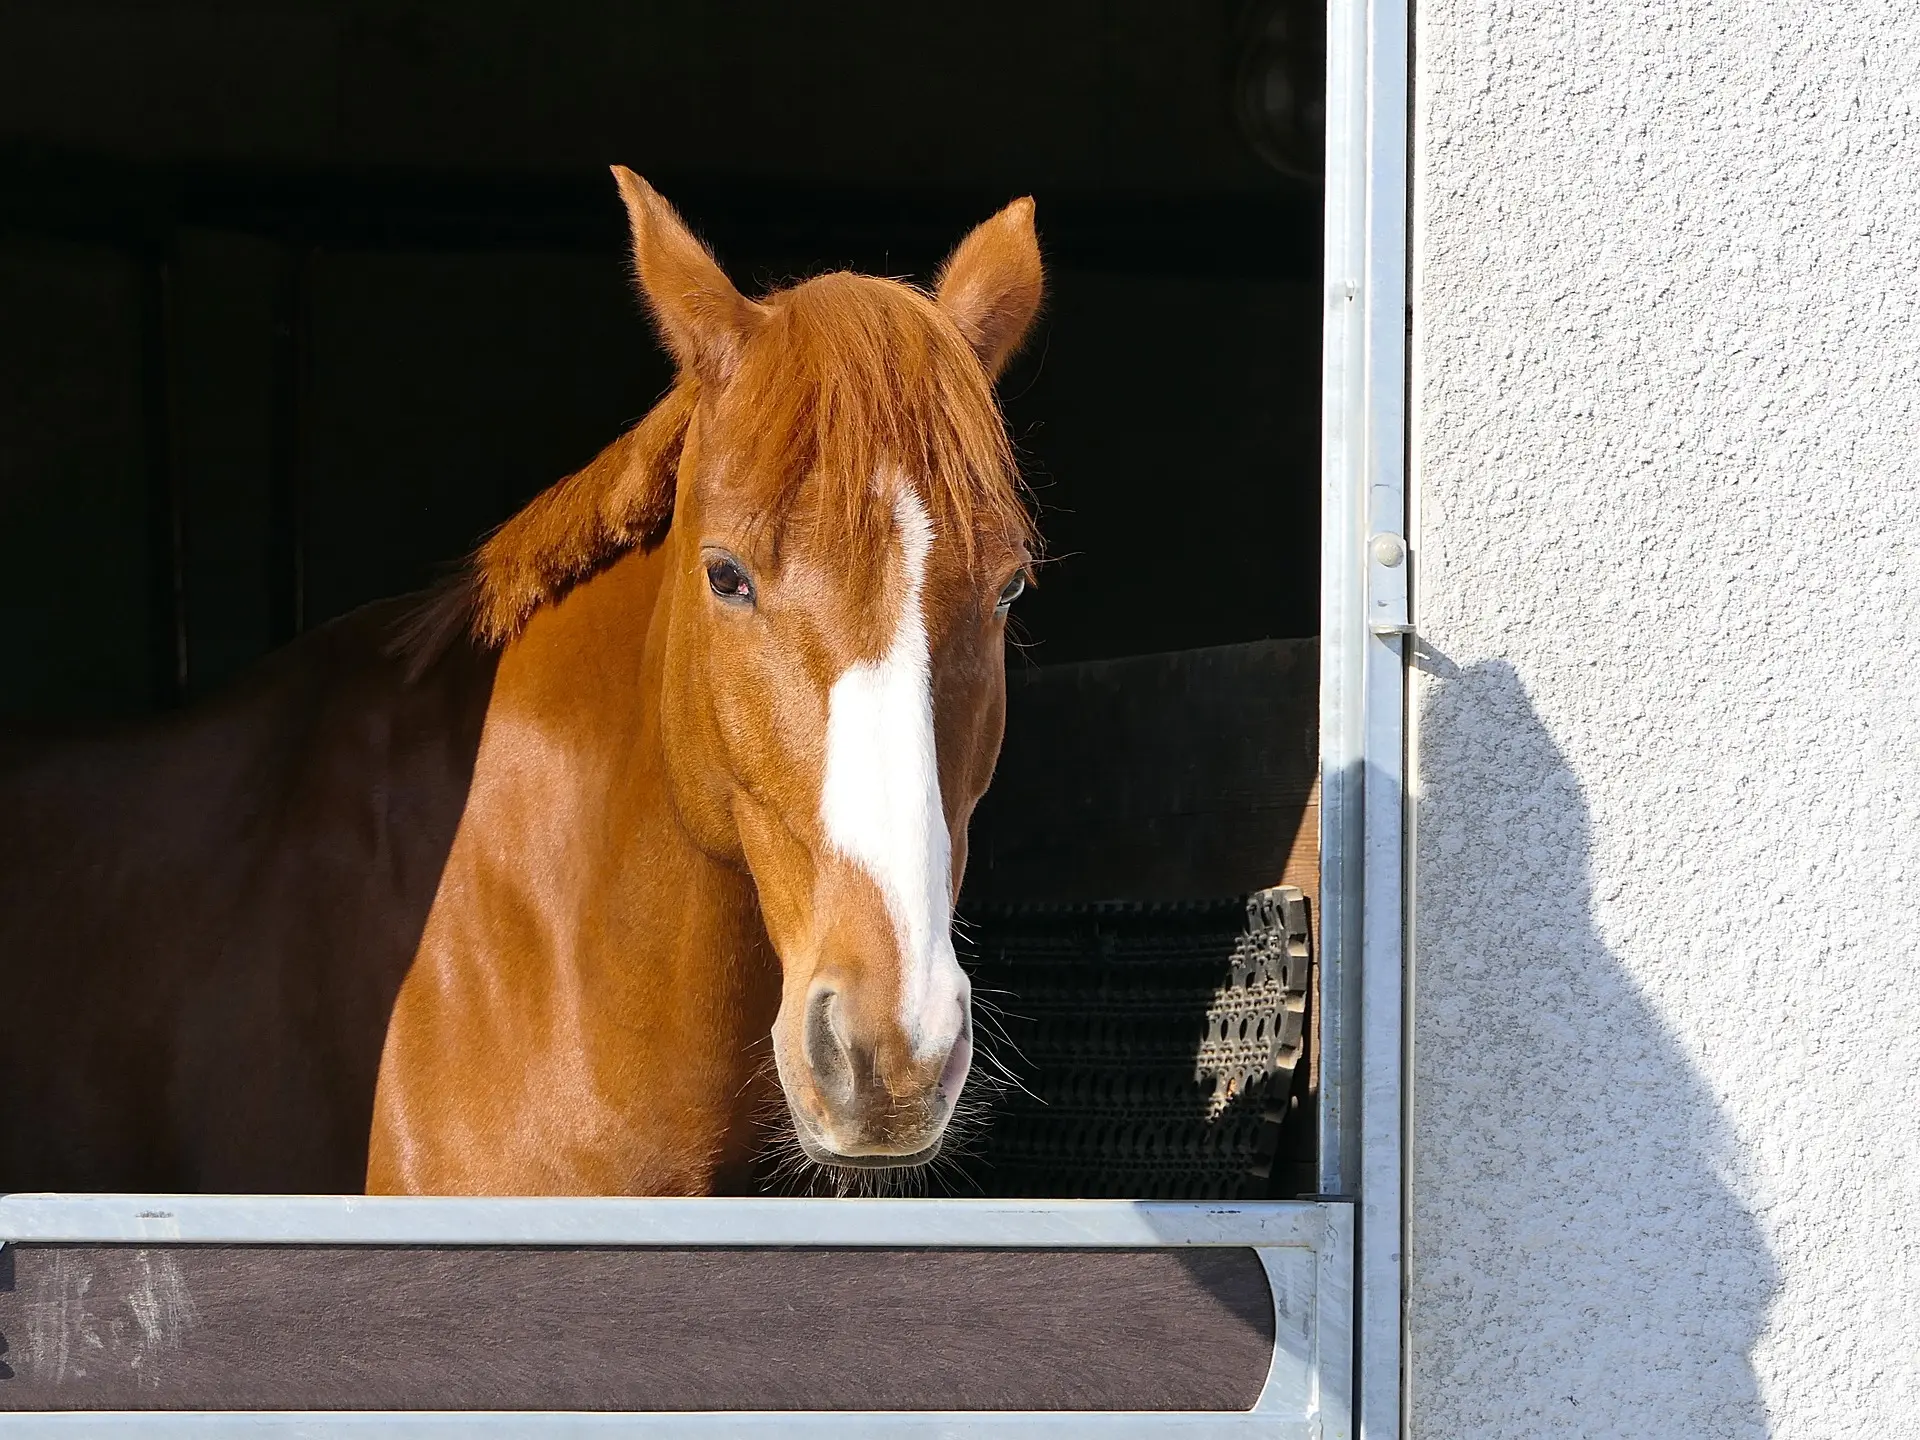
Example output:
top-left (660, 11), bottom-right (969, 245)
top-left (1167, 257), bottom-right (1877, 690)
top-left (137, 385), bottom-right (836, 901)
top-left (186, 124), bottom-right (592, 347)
top-left (786, 984), bottom-right (972, 1167)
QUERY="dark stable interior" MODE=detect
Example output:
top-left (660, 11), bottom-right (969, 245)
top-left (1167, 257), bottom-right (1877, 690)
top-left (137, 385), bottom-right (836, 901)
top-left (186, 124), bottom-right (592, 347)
top-left (0, 2), bottom-right (1325, 1196)
top-left (0, 0), bottom-right (1322, 717)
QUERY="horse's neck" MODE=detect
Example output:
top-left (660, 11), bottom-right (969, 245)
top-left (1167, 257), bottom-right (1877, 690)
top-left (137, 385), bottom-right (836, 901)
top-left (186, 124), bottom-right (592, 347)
top-left (378, 544), bottom-right (778, 1191)
top-left (454, 544), bottom-right (734, 960)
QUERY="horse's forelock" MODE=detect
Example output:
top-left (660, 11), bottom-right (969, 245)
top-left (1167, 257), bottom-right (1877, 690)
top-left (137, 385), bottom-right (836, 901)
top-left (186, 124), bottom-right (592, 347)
top-left (728, 274), bottom-right (1035, 572)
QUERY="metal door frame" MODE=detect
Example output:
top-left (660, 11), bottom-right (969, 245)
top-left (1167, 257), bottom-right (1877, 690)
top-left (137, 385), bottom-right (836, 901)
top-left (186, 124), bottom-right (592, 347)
top-left (1319, 0), bottom-right (1411, 1431)
top-left (0, 0), bottom-right (1408, 1426)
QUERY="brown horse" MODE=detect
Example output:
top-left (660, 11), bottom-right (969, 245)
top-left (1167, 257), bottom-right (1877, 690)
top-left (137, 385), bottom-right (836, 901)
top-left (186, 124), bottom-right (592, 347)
top-left (0, 170), bottom-right (1044, 1196)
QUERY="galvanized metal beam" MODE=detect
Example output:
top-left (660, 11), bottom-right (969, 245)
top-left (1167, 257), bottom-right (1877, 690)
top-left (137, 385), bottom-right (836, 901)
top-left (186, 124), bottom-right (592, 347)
top-left (1320, 0), bottom-right (1410, 1432)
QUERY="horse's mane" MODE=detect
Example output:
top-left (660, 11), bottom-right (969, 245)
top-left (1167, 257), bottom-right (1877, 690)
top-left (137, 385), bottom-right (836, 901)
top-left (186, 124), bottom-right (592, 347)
top-left (393, 272), bottom-right (1032, 678)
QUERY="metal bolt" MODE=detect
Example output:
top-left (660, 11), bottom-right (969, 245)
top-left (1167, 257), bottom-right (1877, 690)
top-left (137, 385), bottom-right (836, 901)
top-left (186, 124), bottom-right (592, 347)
top-left (1369, 532), bottom-right (1406, 567)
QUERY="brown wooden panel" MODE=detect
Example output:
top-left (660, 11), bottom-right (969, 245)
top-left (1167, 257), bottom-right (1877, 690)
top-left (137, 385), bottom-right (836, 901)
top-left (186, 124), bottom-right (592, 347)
top-left (964, 639), bottom-right (1318, 906)
top-left (0, 1245), bottom-right (1273, 1412)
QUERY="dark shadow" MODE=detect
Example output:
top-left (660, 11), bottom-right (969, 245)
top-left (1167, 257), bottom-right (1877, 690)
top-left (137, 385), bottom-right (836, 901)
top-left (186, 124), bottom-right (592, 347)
top-left (0, 602), bottom-right (495, 1193)
top-left (1410, 658), bottom-right (1776, 1436)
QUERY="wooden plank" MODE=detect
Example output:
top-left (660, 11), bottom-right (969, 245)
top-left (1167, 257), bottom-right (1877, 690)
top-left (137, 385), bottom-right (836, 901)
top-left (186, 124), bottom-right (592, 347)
top-left (964, 639), bottom-right (1318, 906)
top-left (0, 1245), bottom-right (1273, 1412)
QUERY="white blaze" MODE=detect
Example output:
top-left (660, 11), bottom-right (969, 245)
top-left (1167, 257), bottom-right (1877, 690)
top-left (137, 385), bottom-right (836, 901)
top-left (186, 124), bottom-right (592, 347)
top-left (819, 487), bottom-right (967, 1060)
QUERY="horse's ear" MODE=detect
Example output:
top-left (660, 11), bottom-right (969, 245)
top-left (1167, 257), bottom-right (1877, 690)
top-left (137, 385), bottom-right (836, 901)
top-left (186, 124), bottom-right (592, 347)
top-left (935, 197), bottom-right (1045, 379)
top-left (612, 166), bottom-right (766, 383)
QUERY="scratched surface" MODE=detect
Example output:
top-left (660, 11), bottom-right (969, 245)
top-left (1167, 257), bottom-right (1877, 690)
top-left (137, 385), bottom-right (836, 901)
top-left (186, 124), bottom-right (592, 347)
top-left (0, 1245), bottom-right (1273, 1410)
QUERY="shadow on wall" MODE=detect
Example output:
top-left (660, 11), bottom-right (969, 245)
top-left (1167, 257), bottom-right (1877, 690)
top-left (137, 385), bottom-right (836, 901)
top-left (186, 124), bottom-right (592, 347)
top-left (1410, 657), bottom-right (1777, 1440)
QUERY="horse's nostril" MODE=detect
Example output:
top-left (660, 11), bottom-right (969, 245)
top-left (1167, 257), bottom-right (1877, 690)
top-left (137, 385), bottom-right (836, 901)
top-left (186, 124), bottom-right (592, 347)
top-left (803, 986), bottom-right (854, 1105)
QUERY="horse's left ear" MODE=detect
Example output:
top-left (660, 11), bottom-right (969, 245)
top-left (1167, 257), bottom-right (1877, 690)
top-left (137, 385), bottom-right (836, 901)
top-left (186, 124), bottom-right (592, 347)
top-left (936, 197), bottom-right (1045, 379)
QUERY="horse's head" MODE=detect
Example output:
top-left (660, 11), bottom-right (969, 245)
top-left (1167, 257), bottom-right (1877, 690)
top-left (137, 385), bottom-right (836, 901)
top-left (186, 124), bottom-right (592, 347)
top-left (478, 171), bottom-right (1041, 1170)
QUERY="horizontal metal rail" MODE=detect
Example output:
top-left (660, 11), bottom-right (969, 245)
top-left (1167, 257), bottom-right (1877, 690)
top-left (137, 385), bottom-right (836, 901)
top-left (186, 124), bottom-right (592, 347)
top-left (0, 1194), bottom-right (1331, 1248)
top-left (3, 1415), bottom-right (1319, 1437)
top-left (0, 1197), bottom-right (1350, 1437)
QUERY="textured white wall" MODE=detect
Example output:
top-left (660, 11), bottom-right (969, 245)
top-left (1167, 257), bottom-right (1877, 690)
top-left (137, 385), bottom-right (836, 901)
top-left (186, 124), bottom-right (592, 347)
top-left (1409, 0), bottom-right (1920, 1434)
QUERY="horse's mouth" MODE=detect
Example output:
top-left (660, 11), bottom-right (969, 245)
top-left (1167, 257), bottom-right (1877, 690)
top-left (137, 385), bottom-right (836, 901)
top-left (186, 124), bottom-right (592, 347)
top-left (789, 1114), bottom-right (945, 1170)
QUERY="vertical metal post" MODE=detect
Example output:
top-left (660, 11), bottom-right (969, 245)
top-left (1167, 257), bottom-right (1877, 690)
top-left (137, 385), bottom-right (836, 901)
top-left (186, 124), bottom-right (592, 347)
top-left (1319, 0), bottom-right (1367, 1203)
top-left (1321, 0), bottom-right (1409, 1433)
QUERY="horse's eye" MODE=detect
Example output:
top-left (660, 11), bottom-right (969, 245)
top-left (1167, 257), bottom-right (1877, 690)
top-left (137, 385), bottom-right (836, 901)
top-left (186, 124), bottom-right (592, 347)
top-left (706, 557), bottom-right (754, 603)
top-left (995, 573), bottom-right (1027, 613)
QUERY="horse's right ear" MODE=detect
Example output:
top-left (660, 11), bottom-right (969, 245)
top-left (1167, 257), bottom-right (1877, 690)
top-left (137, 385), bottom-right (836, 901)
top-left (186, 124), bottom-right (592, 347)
top-left (613, 167), bottom-right (766, 384)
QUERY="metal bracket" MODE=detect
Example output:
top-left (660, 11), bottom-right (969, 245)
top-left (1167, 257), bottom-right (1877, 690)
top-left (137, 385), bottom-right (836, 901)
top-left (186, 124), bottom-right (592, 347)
top-left (1366, 532), bottom-right (1411, 640)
